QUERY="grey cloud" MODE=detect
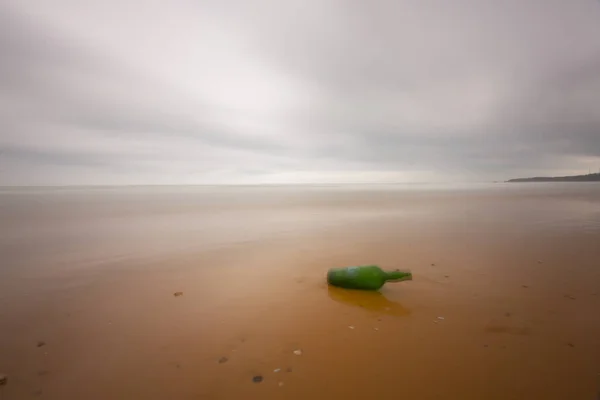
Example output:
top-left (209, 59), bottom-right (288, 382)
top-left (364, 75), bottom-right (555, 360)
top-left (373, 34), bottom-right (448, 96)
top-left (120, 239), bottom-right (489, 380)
top-left (1, 0), bottom-right (600, 184)
top-left (1, 145), bottom-right (117, 168)
top-left (0, 5), bottom-right (297, 167)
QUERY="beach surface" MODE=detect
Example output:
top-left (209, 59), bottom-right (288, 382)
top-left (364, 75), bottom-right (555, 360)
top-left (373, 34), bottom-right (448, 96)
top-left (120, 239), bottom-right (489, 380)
top-left (0, 183), bottom-right (599, 399)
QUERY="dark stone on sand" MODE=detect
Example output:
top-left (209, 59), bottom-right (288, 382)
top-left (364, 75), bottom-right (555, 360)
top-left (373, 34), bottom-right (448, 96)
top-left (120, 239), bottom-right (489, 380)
top-left (37, 341), bottom-right (46, 348)
top-left (522, 285), bottom-right (529, 288)
top-left (173, 292), bottom-right (183, 297)
top-left (505, 312), bottom-right (511, 317)
top-left (252, 375), bottom-right (263, 383)
top-left (286, 367), bottom-right (293, 372)
top-left (568, 342), bottom-right (575, 347)
top-left (218, 356), bottom-right (228, 364)
top-left (0, 374), bottom-right (7, 386)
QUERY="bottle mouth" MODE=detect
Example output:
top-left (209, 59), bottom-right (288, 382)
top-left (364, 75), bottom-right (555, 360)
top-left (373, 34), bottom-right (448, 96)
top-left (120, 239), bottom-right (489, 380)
top-left (389, 271), bottom-right (412, 281)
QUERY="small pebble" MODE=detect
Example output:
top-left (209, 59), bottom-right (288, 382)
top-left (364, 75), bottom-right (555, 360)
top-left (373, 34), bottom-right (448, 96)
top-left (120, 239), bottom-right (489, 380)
top-left (293, 349), bottom-right (302, 356)
top-left (522, 285), bottom-right (529, 289)
top-left (0, 374), bottom-right (7, 386)
top-left (567, 342), bottom-right (575, 348)
top-left (373, 327), bottom-right (379, 331)
top-left (431, 263), bottom-right (436, 266)
top-left (564, 294), bottom-right (576, 300)
top-left (218, 356), bottom-right (228, 364)
top-left (37, 341), bottom-right (46, 348)
top-left (252, 375), bottom-right (263, 383)
top-left (444, 275), bottom-right (450, 278)
top-left (278, 382), bottom-right (284, 387)
top-left (273, 368), bottom-right (281, 373)
top-left (173, 292), bottom-right (183, 297)
top-left (537, 260), bottom-right (543, 264)
top-left (377, 318), bottom-right (382, 322)
top-left (484, 344), bottom-right (488, 348)
top-left (348, 326), bottom-right (355, 330)
top-left (286, 367), bottom-right (293, 372)
top-left (437, 317), bottom-right (445, 320)
top-left (505, 312), bottom-right (511, 317)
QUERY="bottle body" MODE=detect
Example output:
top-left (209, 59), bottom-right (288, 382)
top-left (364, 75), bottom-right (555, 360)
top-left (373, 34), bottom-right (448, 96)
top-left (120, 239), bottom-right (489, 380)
top-left (327, 265), bottom-right (412, 291)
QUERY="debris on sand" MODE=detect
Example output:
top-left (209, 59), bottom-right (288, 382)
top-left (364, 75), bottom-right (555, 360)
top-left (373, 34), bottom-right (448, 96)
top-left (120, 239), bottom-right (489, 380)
top-left (348, 326), bottom-right (355, 330)
top-left (37, 341), bottom-right (46, 348)
top-left (173, 292), bottom-right (183, 297)
top-left (252, 375), bottom-right (263, 383)
top-left (521, 285), bottom-right (529, 289)
top-left (293, 349), bottom-right (303, 356)
top-left (218, 356), bottom-right (228, 364)
top-left (0, 374), bottom-right (7, 386)
top-left (273, 368), bottom-right (281, 373)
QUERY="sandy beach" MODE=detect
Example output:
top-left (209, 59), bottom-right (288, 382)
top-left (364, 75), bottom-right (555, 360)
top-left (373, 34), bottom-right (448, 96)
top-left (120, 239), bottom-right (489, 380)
top-left (0, 183), bottom-right (599, 399)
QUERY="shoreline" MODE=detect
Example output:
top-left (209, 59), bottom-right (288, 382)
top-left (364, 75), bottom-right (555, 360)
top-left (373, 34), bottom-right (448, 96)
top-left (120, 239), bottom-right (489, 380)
top-left (1, 186), bottom-right (599, 399)
top-left (1, 222), bottom-right (599, 399)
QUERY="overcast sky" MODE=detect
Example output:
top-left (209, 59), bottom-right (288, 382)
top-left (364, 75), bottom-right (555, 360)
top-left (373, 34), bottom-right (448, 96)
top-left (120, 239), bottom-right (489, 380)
top-left (1, 0), bottom-right (600, 185)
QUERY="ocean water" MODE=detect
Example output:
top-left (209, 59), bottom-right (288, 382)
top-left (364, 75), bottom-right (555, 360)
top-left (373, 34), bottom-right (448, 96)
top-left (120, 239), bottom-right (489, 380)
top-left (1, 183), bottom-right (599, 274)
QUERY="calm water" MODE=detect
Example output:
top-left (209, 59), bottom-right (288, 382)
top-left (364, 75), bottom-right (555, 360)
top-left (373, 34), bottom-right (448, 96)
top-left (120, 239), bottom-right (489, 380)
top-left (1, 183), bottom-right (599, 274)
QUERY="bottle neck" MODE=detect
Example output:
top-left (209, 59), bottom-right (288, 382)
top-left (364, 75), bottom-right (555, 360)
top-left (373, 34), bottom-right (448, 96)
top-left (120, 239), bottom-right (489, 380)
top-left (385, 271), bottom-right (413, 282)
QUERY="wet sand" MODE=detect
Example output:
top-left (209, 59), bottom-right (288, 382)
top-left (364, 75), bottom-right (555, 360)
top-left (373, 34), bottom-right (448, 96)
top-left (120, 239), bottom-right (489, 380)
top-left (0, 184), bottom-right (599, 399)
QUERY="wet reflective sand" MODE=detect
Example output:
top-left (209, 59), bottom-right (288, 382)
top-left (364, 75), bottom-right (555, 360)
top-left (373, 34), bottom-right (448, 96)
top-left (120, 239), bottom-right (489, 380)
top-left (0, 184), bottom-right (599, 399)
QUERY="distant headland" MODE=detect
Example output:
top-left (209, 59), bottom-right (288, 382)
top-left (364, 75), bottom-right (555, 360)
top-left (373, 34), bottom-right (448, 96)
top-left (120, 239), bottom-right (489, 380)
top-left (507, 173), bottom-right (600, 183)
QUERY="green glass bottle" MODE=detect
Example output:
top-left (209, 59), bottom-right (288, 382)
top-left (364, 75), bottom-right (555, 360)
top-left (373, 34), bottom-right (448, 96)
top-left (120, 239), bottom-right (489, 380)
top-left (327, 265), bottom-right (412, 291)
